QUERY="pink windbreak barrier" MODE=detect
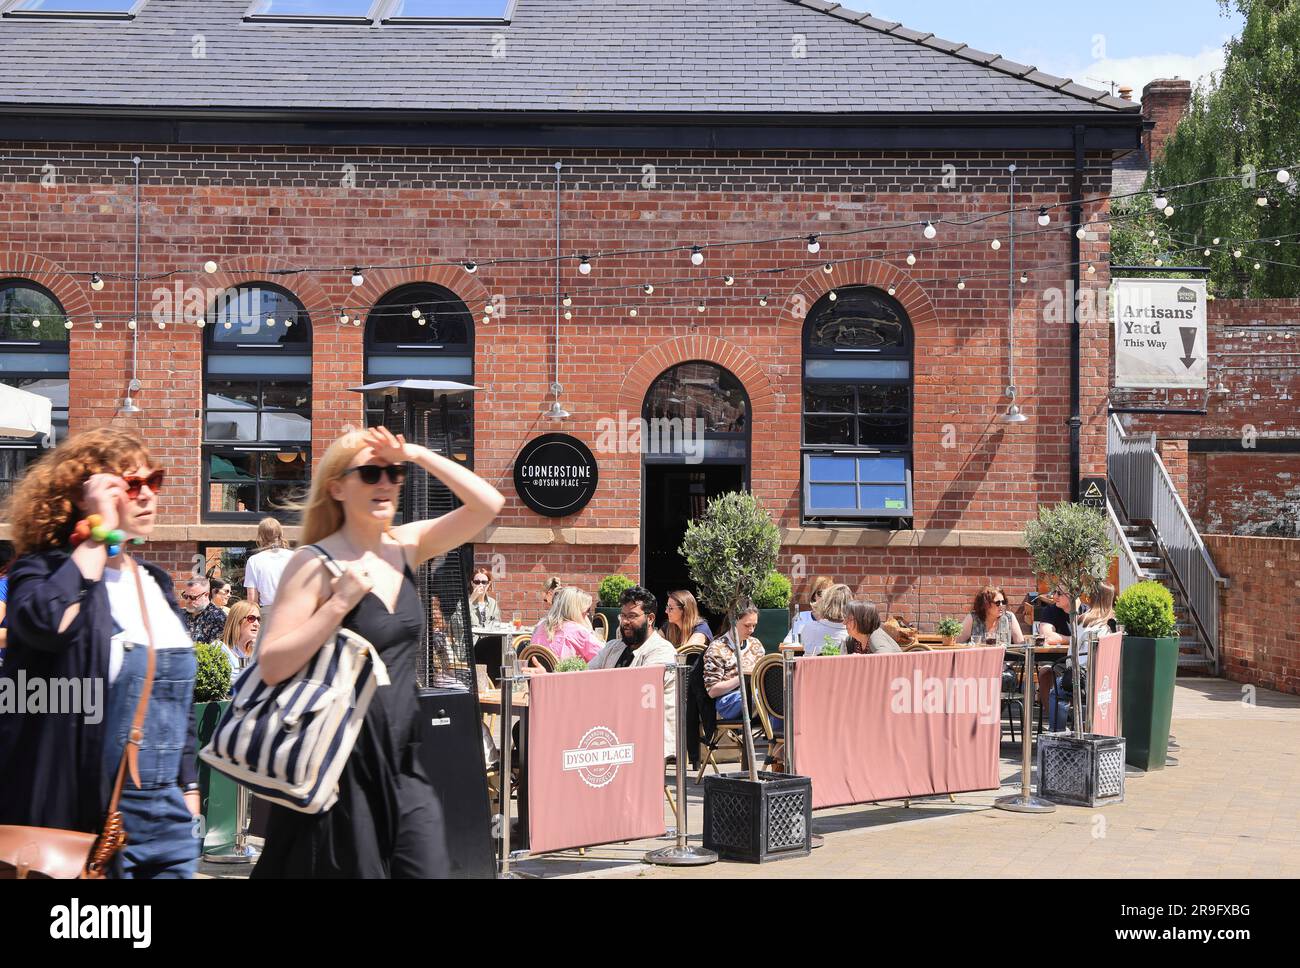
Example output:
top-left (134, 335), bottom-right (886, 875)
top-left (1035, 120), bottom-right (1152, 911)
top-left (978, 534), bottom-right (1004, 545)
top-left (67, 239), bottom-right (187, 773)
top-left (1089, 633), bottom-right (1123, 737)
top-left (792, 647), bottom-right (1005, 810)
top-left (526, 666), bottom-right (666, 854)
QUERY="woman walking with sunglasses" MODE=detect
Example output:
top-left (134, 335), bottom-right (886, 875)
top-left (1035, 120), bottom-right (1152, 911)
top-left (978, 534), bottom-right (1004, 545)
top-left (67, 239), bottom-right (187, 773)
top-left (0, 428), bottom-right (202, 878)
top-left (251, 425), bottom-right (503, 878)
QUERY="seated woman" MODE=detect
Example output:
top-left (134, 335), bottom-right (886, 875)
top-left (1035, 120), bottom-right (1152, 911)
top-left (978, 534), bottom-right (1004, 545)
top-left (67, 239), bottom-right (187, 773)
top-left (528, 586), bottom-right (604, 663)
top-left (1046, 582), bottom-right (1116, 730)
top-left (796, 583), bottom-right (851, 656)
top-left (844, 601), bottom-right (902, 654)
top-left (960, 586), bottom-right (1025, 645)
top-left (663, 588), bottom-right (712, 650)
top-left (782, 575), bottom-right (834, 646)
top-left (703, 600), bottom-right (766, 722)
top-left (218, 600), bottom-right (261, 673)
top-left (468, 567), bottom-right (500, 627)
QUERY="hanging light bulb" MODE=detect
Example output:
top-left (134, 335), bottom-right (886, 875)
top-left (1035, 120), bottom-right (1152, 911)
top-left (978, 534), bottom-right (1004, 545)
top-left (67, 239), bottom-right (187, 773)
top-left (93, 318), bottom-right (102, 329)
top-left (1278, 168), bottom-right (1291, 184)
top-left (562, 294), bottom-right (572, 307)
top-left (412, 307), bottom-right (423, 318)
top-left (887, 285), bottom-right (896, 296)
top-left (629, 307), bottom-right (638, 317)
top-left (1213, 237), bottom-right (1221, 245)
top-left (463, 261), bottom-right (478, 274)
top-left (223, 321), bottom-right (232, 330)
top-left (696, 302), bottom-right (706, 313)
top-left (127, 319), bottom-right (136, 330)
top-left (1254, 262), bottom-right (1261, 270)
top-left (351, 268), bottom-right (365, 287)
top-left (1256, 194), bottom-right (1270, 208)
top-left (1087, 263), bottom-right (1096, 275)
top-left (203, 260), bottom-right (218, 274)
top-left (828, 290), bottom-right (838, 301)
top-left (265, 316), bottom-right (275, 327)
top-left (689, 246), bottom-right (705, 266)
top-left (723, 275), bottom-right (734, 286)
top-left (1275, 239), bottom-right (1282, 247)
top-left (1153, 192), bottom-right (1168, 210)
top-left (806, 235), bottom-right (821, 254)
top-left (195, 318), bottom-right (206, 328)
top-left (157, 320), bottom-right (167, 330)
top-left (643, 284), bottom-right (654, 295)
top-left (339, 311), bottom-right (350, 325)
top-left (906, 252), bottom-right (916, 266)
top-left (1076, 226), bottom-right (1088, 240)
top-left (1154, 257), bottom-right (1164, 267)
top-left (64, 319), bottom-right (73, 330)
top-left (352, 317), bottom-right (361, 327)
top-left (1038, 207), bottom-right (1051, 227)
top-left (1233, 248), bottom-right (1242, 259)
top-left (1204, 248), bottom-right (1212, 257)
top-left (923, 221), bottom-right (937, 240)
top-left (1164, 205), bottom-right (1175, 217)
top-left (823, 263), bottom-right (833, 274)
top-left (563, 310), bottom-right (572, 320)
top-left (90, 272), bottom-right (104, 291)
top-left (481, 315), bottom-right (490, 325)
top-left (283, 318), bottom-right (293, 328)
top-left (483, 303), bottom-right (494, 316)
top-left (1020, 272), bottom-right (1029, 284)
top-left (578, 256), bottom-right (592, 275)
top-left (991, 238), bottom-right (1001, 251)
top-left (956, 279), bottom-right (966, 291)
top-left (758, 295), bottom-right (769, 307)
top-left (1147, 230), bottom-right (1157, 239)
top-left (31, 318), bottom-right (40, 328)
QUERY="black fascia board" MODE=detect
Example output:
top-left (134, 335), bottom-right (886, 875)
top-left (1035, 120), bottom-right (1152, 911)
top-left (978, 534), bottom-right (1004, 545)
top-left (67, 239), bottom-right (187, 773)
top-left (0, 107), bottom-right (1143, 152)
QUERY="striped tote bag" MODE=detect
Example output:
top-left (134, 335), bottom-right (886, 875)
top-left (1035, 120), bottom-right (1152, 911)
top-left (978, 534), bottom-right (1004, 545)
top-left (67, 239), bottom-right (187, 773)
top-left (198, 546), bottom-right (390, 814)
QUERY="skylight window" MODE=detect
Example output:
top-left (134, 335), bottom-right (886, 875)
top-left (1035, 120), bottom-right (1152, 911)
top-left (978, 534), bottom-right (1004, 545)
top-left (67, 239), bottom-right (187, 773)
top-left (245, 0), bottom-right (376, 21)
top-left (383, 0), bottom-right (512, 21)
top-left (241, 0), bottom-right (513, 25)
top-left (3, 0), bottom-right (143, 17)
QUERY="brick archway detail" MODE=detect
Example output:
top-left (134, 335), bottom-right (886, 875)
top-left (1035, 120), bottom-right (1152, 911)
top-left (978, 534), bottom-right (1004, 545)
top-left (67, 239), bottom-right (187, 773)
top-left (0, 252), bottom-right (94, 321)
top-left (204, 258), bottom-right (334, 332)
top-left (779, 258), bottom-right (939, 341)
top-left (617, 335), bottom-right (776, 420)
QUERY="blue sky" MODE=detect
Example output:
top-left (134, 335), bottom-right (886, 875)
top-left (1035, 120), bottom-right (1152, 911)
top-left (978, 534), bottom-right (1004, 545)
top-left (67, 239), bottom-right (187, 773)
top-left (842, 1), bottom-right (1244, 100)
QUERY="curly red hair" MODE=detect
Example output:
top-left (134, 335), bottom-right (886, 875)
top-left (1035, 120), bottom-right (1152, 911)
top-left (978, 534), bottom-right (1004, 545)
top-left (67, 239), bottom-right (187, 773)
top-left (4, 427), bottom-right (150, 558)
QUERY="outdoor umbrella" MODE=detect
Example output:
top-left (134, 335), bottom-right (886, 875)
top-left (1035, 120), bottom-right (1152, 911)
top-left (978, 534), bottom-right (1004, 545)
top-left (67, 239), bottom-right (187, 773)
top-left (0, 382), bottom-right (53, 441)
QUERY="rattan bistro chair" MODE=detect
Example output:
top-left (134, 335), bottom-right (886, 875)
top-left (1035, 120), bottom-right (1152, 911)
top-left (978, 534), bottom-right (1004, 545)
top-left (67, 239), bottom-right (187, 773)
top-left (750, 653), bottom-right (786, 773)
top-left (695, 672), bottom-right (754, 782)
top-left (593, 612), bottom-right (610, 642)
top-left (517, 642), bottom-right (556, 672)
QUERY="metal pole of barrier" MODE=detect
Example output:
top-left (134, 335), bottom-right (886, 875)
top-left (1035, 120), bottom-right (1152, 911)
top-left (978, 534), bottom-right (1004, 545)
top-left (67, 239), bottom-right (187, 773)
top-left (780, 645), bottom-right (821, 848)
top-left (645, 658), bottom-right (718, 866)
top-left (994, 637), bottom-right (1056, 813)
top-left (204, 783), bottom-right (261, 864)
top-left (496, 644), bottom-right (532, 878)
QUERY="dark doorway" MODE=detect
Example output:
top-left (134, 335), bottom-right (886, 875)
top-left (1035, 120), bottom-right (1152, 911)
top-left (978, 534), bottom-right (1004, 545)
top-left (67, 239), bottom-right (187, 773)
top-left (642, 463), bottom-right (744, 628)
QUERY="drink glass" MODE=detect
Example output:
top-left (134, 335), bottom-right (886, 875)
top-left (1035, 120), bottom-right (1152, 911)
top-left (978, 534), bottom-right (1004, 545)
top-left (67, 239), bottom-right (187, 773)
top-left (512, 612), bottom-right (522, 631)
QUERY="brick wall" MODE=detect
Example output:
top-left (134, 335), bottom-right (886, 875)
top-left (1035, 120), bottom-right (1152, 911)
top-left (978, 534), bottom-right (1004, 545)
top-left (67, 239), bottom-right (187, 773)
top-left (1141, 78), bottom-right (1192, 160)
top-left (1123, 299), bottom-right (1300, 537)
top-left (1205, 534), bottom-right (1300, 695)
top-left (0, 142), bottom-right (1117, 630)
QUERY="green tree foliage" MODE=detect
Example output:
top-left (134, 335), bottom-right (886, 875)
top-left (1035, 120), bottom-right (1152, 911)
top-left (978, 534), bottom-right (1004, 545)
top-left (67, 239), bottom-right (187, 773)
top-left (1114, 581), bottom-right (1179, 638)
top-left (1124, 0), bottom-right (1300, 297)
top-left (679, 491), bottom-right (780, 618)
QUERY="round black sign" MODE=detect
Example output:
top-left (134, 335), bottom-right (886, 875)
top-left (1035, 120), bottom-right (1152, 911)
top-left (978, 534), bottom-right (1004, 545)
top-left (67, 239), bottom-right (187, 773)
top-left (513, 433), bottom-right (599, 518)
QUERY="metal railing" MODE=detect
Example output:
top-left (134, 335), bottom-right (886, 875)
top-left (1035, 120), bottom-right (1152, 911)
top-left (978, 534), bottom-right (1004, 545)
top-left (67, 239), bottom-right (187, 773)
top-left (1108, 414), bottom-right (1227, 669)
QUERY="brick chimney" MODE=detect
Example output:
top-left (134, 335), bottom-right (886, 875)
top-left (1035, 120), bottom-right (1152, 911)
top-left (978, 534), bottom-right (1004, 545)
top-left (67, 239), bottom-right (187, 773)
top-left (1141, 78), bottom-right (1192, 160)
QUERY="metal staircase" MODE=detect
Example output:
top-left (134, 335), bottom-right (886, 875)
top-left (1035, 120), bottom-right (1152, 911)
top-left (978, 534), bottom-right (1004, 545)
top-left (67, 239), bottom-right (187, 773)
top-left (1107, 414), bottom-right (1228, 673)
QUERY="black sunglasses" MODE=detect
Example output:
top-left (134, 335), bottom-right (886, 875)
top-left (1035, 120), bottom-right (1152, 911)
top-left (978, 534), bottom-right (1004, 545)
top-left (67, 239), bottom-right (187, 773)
top-left (342, 464), bottom-right (407, 486)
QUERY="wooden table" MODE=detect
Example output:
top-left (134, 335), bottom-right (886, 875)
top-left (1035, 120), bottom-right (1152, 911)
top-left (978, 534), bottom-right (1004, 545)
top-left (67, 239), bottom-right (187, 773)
top-left (473, 624), bottom-right (527, 685)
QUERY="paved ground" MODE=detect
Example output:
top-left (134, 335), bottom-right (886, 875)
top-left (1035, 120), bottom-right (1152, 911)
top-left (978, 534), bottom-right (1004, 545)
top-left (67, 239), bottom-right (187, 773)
top-left (200, 678), bottom-right (1300, 879)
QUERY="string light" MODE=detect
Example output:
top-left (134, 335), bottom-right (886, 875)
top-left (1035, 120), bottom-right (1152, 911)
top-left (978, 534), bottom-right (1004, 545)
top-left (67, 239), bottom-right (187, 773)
top-left (956, 279), bottom-right (965, 290)
top-left (463, 261), bottom-right (478, 274)
top-left (1037, 207), bottom-right (1051, 227)
top-left (90, 272), bottom-right (104, 291)
top-left (31, 318), bottom-right (40, 328)
top-left (64, 319), bottom-right (73, 330)
top-left (643, 284), bottom-right (654, 295)
top-left (696, 302), bottom-right (706, 313)
top-left (157, 320), bottom-right (167, 329)
top-left (265, 316), bottom-right (275, 327)
top-left (828, 290), bottom-right (838, 301)
top-left (203, 260), bottom-right (218, 274)
top-left (284, 318), bottom-right (293, 328)
top-left (1204, 248), bottom-right (1212, 256)
top-left (887, 285), bottom-right (896, 295)
top-left (578, 256), bottom-right (592, 275)
top-left (1164, 205), bottom-right (1175, 217)
top-left (822, 263), bottom-right (833, 274)
top-left (563, 310), bottom-right (572, 320)
top-left (1019, 272), bottom-right (1029, 284)
top-left (483, 303), bottom-right (493, 315)
top-left (806, 235), bottom-right (821, 254)
top-left (339, 311), bottom-right (349, 325)
top-left (1279, 169), bottom-right (1292, 184)
top-left (1254, 261), bottom-right (1261, 270)
top-left (758, 295), bottom-right (769, 307)
top-left (1154, 257), bottom-right (1164, 267)
top-left (127, 319), bottom-right (136, 330)
top-left (1076, 226), bottom-right (1087, 240)
top-left (412, 307), bottom-right (423, 318)
top-left (1213, 238), bottom-right (1221, 245)
top-left (223, 321), bottom-right (232, 329)
top-left (690, 246), bottom-right (704, 266)
top-left (723, 276), bottom-right (734, 286)
top-left (922, 221), bottom-right (937, 240)
top-left (1153, 192), bottom-right (1168, 210)
top-left (906, 252), bottom-right (916, 266)
top-left (562, 294), bottom-right (572, 307)
top-left (991, 238), bottom-right (1001, 250)
top-left (1233, 249), bottom-right (1242, 258)
top-left (1087, 263), bottom-right (1096, 275)
top-left (352, 317), bottom-right (361, 327)
top-left (1256, 194), bottom-right (1269, 208)
top-left (93, 318), bottom-right (102, 329)
top-left (351, 268), bottom-right (365, 287)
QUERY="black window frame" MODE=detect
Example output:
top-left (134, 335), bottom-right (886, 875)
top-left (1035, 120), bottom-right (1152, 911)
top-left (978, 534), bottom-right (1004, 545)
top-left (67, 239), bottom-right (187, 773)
top-left (641, 359), bottom-right (751, 467)
top-left (198, 541), bottom-right (257, 601)
top-left (800, 285), bottom-right (915, 526)
top-left (202, 282), bottom-right (312, 523)
top-left (0, 278), bottom-right (70, 497)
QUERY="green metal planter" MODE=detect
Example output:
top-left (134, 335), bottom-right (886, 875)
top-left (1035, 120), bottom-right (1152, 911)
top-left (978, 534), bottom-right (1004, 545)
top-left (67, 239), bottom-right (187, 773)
top-left (755, 608), bottom-right (792, 653)
top-left (1119, 636), bottom-right (1179, 771)
top-left (193, 700), bottom-right (237, 852)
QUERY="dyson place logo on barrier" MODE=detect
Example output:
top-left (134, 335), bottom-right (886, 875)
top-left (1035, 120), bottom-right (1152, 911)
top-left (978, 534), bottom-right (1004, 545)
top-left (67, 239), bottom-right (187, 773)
top-left (1096, 674), bottom-right (1114, 712)
top-left (889, 672), bottom-right (1001, 725)
top-left (562, 726), bottom-right (635, 788)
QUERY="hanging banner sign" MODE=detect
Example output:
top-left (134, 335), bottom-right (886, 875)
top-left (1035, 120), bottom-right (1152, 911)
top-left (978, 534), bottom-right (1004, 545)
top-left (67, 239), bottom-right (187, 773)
top-left (1112, 278), bottom-right (1208, 389)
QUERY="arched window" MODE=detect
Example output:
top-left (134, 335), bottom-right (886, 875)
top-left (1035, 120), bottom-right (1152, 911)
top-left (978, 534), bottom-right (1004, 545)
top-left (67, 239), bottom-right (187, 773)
top-left (642, 361), bottom-right (750, 461)
top-left (364, 283), bottom-right (473, 466)
top-left (801, 285), bottom-right (913, 522)
top-left (0, 278), bottom-right (70, 500)
top-left (202, 283), bottom-right (311, 520)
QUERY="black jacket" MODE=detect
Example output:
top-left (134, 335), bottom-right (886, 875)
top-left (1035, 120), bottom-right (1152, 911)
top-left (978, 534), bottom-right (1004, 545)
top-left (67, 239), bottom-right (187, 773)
top-left (0, 548), bottom-right (199, 833)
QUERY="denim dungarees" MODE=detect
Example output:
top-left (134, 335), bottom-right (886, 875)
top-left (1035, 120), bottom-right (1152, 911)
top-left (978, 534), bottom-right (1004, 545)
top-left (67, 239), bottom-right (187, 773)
top-left (101, 640), bottom-right (200, 879)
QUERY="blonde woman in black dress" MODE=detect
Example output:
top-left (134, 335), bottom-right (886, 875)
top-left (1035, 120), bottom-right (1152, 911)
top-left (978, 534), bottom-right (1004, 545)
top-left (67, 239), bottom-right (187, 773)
top-left (251, 426), bottom-right (503, 878)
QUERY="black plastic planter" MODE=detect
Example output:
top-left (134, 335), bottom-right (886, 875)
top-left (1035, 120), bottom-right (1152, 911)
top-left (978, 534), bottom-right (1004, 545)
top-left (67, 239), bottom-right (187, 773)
top-left (1037, 732), bottom-right (1126, 807)
top-left (702, 772), bottom-right (812, 863)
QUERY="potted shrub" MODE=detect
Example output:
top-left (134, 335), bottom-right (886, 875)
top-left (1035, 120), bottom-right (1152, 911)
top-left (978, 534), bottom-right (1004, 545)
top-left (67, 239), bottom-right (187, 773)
top-left (1114, 581), bottom-right (1179, 772)
top-left (681, 491), bottom-right (811, 863)
top-left (554, 656), bottom-right (588, 673)
top-left (596, 573), bottom-right (634, 638)
top-left (752, 570), bottom-right (793, 653)
top-left (1024, 502), bottom-right (1127, 808)
top-left (936, 618), bottom-right (963, 648)
top-left (192, 642), bottom-right (237, 851)
top-left (818, 642), bottom-right (842, 657)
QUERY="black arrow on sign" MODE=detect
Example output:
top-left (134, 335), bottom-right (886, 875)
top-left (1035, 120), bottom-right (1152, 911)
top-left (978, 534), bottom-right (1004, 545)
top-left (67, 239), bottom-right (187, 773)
top-left (1179, 326), bottom-right (1198, 369)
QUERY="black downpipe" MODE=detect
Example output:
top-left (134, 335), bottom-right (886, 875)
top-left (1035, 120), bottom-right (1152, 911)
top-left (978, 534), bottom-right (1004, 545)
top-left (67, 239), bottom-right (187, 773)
top-left (1069, 125), bottom-right (1085, 502)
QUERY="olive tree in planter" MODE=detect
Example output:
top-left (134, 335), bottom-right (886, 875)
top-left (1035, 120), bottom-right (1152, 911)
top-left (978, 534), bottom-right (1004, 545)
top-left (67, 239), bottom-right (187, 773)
top-left (1023, 502), bottom-right (1127, 807)
top-left (681, 491), bottom-right (812, 863)
top-left (1113, 581), bottom-right (1179, 772)
top-left (192, 642), bottom-right (236, 851)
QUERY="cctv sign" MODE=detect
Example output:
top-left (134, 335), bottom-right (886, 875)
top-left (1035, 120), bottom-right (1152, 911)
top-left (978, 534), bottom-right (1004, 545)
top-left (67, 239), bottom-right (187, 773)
top-left (1112, 278), bottom-right (1208, 389)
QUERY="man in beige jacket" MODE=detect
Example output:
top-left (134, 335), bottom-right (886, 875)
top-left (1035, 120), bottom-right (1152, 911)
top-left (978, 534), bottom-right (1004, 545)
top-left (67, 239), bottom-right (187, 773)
top-left (587, 586), bottom-right (677, 760)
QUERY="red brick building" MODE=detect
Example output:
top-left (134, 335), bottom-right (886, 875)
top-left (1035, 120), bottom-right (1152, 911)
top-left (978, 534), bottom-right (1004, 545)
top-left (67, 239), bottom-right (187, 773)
top-left (0, 0), bottom-right (1143, 630)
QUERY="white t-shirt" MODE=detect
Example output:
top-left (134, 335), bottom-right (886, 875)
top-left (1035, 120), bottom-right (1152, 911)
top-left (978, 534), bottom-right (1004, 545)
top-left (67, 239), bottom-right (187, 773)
top-left (103, 565), bottom-right (193, 684)
top-left (798, 617), bottom-right (848, 656)
top-left (244, 547), bottom-right (295, 608)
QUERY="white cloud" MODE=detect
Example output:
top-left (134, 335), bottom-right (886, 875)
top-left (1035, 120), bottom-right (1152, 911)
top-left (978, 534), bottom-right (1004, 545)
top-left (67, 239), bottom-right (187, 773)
top-left (1078, 45), bottom-right (1227, 101)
